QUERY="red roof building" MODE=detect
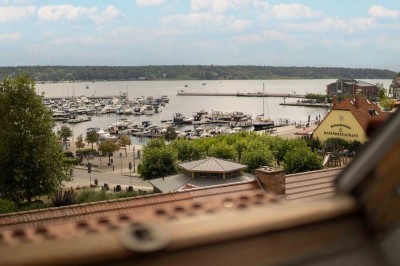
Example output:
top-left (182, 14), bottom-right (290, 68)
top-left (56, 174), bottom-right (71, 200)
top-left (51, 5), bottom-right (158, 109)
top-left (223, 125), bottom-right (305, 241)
top-left (313, 94), bottom-right (390, 143)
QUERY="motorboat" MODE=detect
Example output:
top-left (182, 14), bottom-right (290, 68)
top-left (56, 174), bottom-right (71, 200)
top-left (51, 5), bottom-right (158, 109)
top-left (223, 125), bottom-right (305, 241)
top-left (97, 129), bottom-right (118, 142)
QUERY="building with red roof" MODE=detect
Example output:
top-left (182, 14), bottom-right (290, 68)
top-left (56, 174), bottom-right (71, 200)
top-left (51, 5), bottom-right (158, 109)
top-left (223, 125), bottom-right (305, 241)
top-left (327, 79), bottom-right (378, 99)
top-left (312, 94), bottom-right (390, 143)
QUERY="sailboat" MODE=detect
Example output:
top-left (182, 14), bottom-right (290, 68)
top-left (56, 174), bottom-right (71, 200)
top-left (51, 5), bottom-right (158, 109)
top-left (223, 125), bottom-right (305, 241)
top-left (253, 83), bottom-right (275, 131)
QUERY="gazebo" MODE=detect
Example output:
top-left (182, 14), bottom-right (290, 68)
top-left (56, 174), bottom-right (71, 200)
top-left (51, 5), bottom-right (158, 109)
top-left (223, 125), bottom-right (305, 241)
top-left (149, 157), bottom-right (252, 193)
top-left (179, 157), bottom-right (246, 180)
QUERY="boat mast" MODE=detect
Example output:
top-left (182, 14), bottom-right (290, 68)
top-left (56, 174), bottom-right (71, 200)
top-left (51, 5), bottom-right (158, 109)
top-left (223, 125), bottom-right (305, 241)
top-left (263, 82), bottom-right (265, 118)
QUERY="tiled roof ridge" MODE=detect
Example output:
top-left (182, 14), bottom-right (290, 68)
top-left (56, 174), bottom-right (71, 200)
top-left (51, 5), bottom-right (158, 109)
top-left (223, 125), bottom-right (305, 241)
top-left (186, 158), bottom-right (210, 170)
top-left (286, 189), bottom-right (335, 200)
top-left (285, 167), bottom-right (344, 178)
top-left (214, 157), bottom-right (246, 170)
top-left (286, 179), bottom-right (335, 190)
top-left (213, 157), bottom-right (229, 171)
top-left (0, 180), bottom-right (258, 221)
top-left (285, 176), bottom-right (335, 189)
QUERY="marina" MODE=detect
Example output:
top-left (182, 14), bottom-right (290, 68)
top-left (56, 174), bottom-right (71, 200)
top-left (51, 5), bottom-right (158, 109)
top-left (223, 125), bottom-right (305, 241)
top-left (37, 79), bottom-right (392, 143)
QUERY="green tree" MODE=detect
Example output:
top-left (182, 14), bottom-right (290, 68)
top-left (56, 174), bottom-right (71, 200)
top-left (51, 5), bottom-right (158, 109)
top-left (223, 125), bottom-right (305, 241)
top-left (380, 96), bottom-right (395, 111)
top-left (241, 146), bottom-right (274, 173)
top-left (164, 126), bottom-right (177, 141)
top-left (283, 146), bottom-right (323, 174)
top-left (171, 139), bottom-right (204, 162)
top-left (0, 75), bottom-right (69, 203)
top-left (85, 131), bottom-right (98, 149)
top-left (57, 125), bottom-right (73, 142)
top-left (118, 135), bottom-right (132, 156)
top-left (98, 140), bottom-right (120, 165)
top-left (145, 138), bottom-right (166, 149)
top-left (76, 148), bottom-right (96, 164)
top-left (138, 146), bottom-right (177, 180)
top-left (376, 83), bottom-right (386, 100)
top-left (75, 134), bottom-right (85, 151)
top-left (208, 143), bottom-right (237, 160)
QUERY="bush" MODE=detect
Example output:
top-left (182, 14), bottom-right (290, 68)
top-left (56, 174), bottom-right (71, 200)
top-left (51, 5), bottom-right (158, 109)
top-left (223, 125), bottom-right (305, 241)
top-left (52, 188), bottom-right (77, 207)
top-left (17, 201), bottom-right (50, 212)
top-left (63, 150), bottom-right (74, 158)
top-left (76, 148), bottom-right (97, 158)
top-left (284, 146), bottom-right (323, 174)
top-left (76, 190), bottom-right (109, 204)
top-left (76, 189), bottom-right (141, 203)
top-left (0, 198), bottom-right (16, 214)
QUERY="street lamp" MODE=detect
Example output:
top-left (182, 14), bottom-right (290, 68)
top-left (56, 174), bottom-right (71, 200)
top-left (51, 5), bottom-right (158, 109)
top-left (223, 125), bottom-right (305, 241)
top-left (88, 163), bottom-right (92, 187)
top-left (129, 162), bottom-right (132, 185)
top-left (120, 152), bottom-right (122, 172)
top-left (133, 146), bottom-right (136, 173)
top-left (98, 150), bottom-right (102, 169)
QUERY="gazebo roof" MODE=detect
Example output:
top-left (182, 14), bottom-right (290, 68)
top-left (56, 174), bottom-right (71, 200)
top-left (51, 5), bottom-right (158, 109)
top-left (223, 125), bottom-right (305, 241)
top-left (178, 157), bottom-right (247, 173)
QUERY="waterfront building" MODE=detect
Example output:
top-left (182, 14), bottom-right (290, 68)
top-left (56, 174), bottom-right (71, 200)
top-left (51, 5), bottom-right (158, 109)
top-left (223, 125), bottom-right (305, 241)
top-left (312, 95), bottom-right (389, 143)
top-left (392, 75), bottom-right (400, 99)
top-left (326, 79), bottom-right (378, 99)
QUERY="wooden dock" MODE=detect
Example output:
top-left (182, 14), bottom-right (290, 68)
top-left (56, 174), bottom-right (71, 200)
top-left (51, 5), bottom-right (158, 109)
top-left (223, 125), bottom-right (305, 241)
top-left (177, 91), bottom-right (305, 98)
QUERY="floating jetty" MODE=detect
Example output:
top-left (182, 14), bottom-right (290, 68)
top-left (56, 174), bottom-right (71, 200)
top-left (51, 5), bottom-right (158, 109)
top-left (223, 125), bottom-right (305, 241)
top-left (177, 91), bottom-right (305, 98)
top-left (279, 102), bottom-right (331, 108)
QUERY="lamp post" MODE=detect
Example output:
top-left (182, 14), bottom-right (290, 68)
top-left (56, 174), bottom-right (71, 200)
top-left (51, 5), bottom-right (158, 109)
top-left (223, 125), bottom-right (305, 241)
top-left (98, 150), bottom-right (102, 169)
top-left (128, 162), bottom-right (132, 185)
top-left (120, 152), bottom-right (122, 172)
top-left (133, 146), bottom-right (136, 173)
top-left (88, 163), bottom-right (92, 187)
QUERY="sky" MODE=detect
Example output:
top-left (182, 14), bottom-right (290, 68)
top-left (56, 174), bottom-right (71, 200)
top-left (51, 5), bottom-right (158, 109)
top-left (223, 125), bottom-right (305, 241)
top-left (0, 0), bottom-right (399, 71)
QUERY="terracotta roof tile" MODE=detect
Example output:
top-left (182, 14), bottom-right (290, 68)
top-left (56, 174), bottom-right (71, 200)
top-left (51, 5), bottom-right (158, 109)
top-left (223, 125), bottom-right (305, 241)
top-left (286, 187), bottom-right (336, 200)
top-left (332, 95), bottom-right (390, 131)
top-left (0, 180), bottom-right (263, 230)
top-left (285, 168), bottom-right (343, 200)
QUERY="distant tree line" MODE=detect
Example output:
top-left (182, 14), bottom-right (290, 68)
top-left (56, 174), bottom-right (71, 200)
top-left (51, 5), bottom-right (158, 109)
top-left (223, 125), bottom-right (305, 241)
top-left (0, 65), bottom-right (396, 82)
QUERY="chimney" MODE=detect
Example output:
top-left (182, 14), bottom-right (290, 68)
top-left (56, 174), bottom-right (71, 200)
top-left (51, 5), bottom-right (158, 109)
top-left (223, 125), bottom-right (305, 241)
top-left (332, 96), bottom-right (338, 107)
top-left (354, 94), bottom-right (362, 108)
top-left (254, 167), bottom-right (285, 195)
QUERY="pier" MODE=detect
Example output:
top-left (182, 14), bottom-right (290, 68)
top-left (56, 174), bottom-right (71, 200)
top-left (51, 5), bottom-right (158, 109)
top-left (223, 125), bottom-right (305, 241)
top-left (177, 91), bottom-right (305, 98)
top-left (44, 95), bottom-right (115, 100)
top-left (280, 102), bottom-right (331, 108)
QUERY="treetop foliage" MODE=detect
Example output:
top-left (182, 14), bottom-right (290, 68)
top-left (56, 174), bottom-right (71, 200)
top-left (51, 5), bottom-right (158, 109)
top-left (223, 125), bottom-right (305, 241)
top-left (0, 75), bottom-right (69, 203)
top-left (138, 133), bottom-right (324, 179)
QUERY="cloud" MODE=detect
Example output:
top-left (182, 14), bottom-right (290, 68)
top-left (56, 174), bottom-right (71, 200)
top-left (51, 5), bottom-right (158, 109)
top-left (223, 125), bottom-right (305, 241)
top-left (136, 0), bottom-right (165, 7)
top-left (89, 5), bottom-right (123, 24)
top-left (0, 0), bottom-right (34, 5)
top-left (191, 0), bottom-right (253, 13)
top-left (161, 12), bottom-right (252, 32)
top-left (260, 3), bottom-right (323, 20)
top-left (37, 5), bottom-right (97, 21)
top-left (0, 6), bottom-right (36, 23)
top-left (282, 17), bottom-right (375, 33)
top-left (233, 30), bottom-right (290, 44)
top-left (368, 5), bottom-right (400, 19)
top-left (0, 32), bottom-right (22, 41)
top-left (50, 36), bottom-right (101, 46)
top-left (253, 0), bottom-right (270, 10)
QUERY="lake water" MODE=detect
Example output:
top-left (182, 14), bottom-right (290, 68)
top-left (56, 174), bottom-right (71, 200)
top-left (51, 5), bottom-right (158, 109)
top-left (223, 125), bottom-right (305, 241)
top-left (36, 79), bottom-right (392, 144)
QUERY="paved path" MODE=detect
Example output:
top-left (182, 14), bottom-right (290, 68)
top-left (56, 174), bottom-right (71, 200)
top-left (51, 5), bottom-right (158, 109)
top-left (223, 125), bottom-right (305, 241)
top-left (64, 143), bottom-right (153, 192)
